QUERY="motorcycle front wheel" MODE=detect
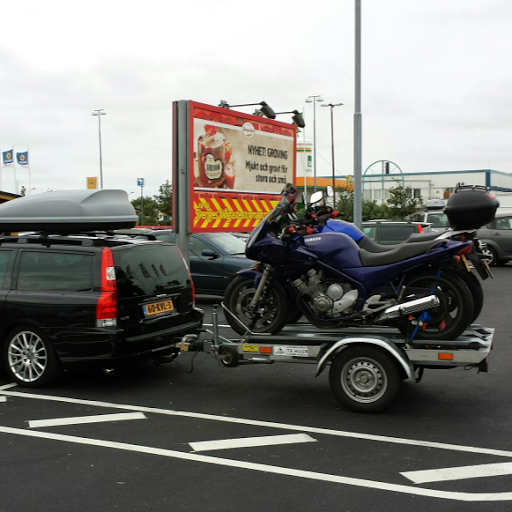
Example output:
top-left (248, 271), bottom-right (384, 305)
top-left (224, 275), bottom-right (289, 335)
top-left (396, 270), bottom-right (474, 341)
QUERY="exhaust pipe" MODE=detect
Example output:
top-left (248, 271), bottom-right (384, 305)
top-left (377, 295), bottom-right (440, 322)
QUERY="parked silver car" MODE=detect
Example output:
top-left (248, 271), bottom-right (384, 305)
top-left (476, 211), bottom-right (512, 266)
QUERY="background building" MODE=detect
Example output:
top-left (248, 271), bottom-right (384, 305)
top-left (359, 168), bottom-right (512, 208)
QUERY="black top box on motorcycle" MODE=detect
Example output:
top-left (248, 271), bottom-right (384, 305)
top-left (444, 184), bottom-right (499, 230)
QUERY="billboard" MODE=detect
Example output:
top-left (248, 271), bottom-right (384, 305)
top-left (188, 101), bottom-right (296, 232)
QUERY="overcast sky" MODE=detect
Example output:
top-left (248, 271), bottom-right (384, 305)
top-left (1, 0), bottom-right (511, 199)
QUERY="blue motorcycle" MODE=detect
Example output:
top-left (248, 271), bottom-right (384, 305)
top-left (302, 186), bottom-right (491, 323)
top-left (224, 184), bottom-right (495, 340)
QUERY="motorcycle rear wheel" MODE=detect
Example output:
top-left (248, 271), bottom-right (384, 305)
top-left (455, 269), bottom-right (483, 323)
top-left (396, 271), bottom-right (474, 341)
top-left (224, 276), bottom-right (288, 335)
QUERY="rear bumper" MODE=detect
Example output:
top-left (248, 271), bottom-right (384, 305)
top-left (58, 307), bottom-right (203, 368)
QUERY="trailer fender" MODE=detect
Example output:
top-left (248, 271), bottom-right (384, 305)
top-left (315, 336), bottom-right (416, 381)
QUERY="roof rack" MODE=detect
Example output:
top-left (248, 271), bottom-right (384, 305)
top-left (0, 233), bottom-right (143, 248)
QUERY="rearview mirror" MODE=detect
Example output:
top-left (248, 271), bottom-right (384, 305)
top-left (309, 191), bottom-right (324, 205)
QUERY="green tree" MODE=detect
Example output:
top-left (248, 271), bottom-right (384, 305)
top-left (334, 187), bottom-right (390, 222)
top-left (154, 180), bottom-right (172, 225)
top-left (386, 182), bottom-right (422, 220)
top-left (362, 199), bottom-right (389, 221)
top-left (131, 196), bottom-right (159, 225)
top-left (334, 188), bottom-right (354, 222)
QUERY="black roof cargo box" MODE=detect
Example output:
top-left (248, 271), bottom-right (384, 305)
top-left (0, 189), bottom-right (138, 233)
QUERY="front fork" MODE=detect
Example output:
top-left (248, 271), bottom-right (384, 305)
top-left (249, 264), bottom-right (272, 310)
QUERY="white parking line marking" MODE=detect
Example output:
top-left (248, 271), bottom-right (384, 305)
top-left (402, 462), bottom-right (512, 484)
top-left (0, 426), bottom-right (512, 502)
top-left (0, 397), bottom-right (6, 402)
top-left (0, 383), bottom-right (17, 391)
top-left (3, 389), bottom-right (512, 460)
top-left (29, 412), bottom-right (147, 429)
top-left (190, 433), bottom-right (316, 452)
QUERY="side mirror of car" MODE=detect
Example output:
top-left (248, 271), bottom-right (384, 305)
top-left (201, 249), bottom-right (219, 260)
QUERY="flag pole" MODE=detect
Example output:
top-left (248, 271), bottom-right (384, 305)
top-left (12, 146), bottom-right (17, 194)
top-left (27, 148), bottom-right (31, 193)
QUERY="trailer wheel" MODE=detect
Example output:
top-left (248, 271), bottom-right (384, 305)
top-left (219, 346), bottom-right (239, 367)
top-left (329, 346), bottom-right (400, 413)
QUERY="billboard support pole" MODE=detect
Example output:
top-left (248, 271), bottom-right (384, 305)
top-left (172, 100), bottom-right (191, 265)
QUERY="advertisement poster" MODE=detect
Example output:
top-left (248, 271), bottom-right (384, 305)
top-left (189, 101), bottom-right (297, 232)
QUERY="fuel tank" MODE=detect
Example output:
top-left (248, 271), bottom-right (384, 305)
top-left (321, 219), bottom-right (365, 244)
top-left (301, 232), bottom-right (361, 268)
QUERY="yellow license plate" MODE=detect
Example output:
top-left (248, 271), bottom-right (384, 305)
top-left (143, 299), bottom-right (174, 317)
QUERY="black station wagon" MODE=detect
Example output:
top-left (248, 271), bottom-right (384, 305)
top-left (0, 190), bottom-right (203, 387)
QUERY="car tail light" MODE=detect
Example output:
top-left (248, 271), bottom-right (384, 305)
top-left (417, 224), bottom-right (423, 234)
top-left (176, 245), bottom-right (195, 306)
top-left (96, 247), bottom-right (117, 327)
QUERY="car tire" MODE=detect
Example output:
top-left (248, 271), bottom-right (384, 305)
top-left (482, 245), bottom-right (498, 266)
top-left (3, 326), bottom-right (62, 387)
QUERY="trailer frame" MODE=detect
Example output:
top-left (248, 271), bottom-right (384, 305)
top-left (176, 306), bottom-right (494, 413)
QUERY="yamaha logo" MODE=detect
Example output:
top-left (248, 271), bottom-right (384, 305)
top-left (307, 237), bottom-right (322, 242)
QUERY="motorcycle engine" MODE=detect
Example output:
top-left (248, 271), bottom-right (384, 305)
top-left (293, 269), bottom-right (358, 318)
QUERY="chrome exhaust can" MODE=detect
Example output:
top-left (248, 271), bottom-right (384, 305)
top-left (377, 295), bottom-right (440, 321)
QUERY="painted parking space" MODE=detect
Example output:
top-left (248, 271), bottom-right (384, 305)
top-left (2, 385), bottom-right (512, 502)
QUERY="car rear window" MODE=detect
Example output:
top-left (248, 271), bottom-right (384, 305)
top-left (17, 250), bottom-right (94, 291)
top-left (380, 225), bottom-right (416, 242)
top-left (113, 243), bottom-right (191, 297)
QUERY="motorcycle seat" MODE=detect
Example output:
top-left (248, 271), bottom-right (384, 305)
top-left (359, 239), bottom-right (443, 266)
top-left (358, 231), bottom-right (441, 253)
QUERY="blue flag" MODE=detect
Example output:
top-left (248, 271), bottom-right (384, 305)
top-left (3, 150), bottom-right (13, 166)
top-left (16, 151), bottom-right (28, 166)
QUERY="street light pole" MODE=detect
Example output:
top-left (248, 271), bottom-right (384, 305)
top-left (92, 109), bottom-right (107, 189)
top-left (306, 95), bottom-right (323, 192)
top-left (322, 103), bottom-right (343, 207)
top-left (353, 0), bottom-right (363, 229)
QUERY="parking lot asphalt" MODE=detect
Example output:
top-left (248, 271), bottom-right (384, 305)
top-left (1, 265), bottom-right (512, 512)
